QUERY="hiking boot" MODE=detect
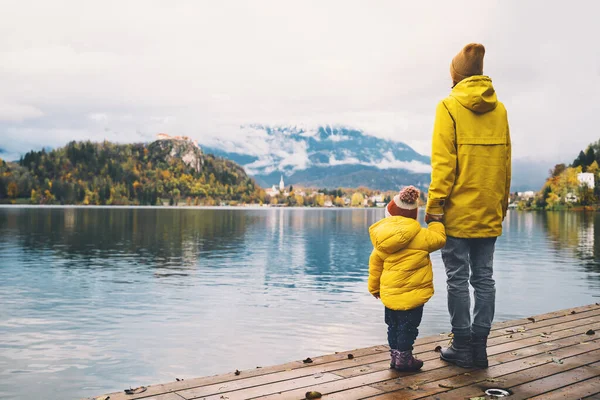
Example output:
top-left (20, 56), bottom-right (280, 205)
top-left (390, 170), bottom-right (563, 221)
top-left (471, 334), bottom-right (489, 368)
top-left (393, 350), bottom-right (423, 372)
top-left (440, 335), bottom-right (473, 368)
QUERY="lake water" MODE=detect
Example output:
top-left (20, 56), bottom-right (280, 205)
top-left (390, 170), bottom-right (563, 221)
top-left (0, 207), bottom-right (598, 400)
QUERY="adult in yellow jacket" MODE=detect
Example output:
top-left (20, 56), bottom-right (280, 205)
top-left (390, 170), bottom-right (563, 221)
top-left (425, 43), bottom-right (511, 369)
top-left (369, 186), bottom-right (446, 371)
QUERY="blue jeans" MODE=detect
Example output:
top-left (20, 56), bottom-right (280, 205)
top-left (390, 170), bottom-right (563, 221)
top-left (385, 306), bottom-right (424, 351)
top-left (442, 236), bottom-right (497, 337)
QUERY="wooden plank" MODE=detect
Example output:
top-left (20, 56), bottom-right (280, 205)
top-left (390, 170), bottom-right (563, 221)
top-left (334, 312), bottom-right (600, 379)
top-left (508, 361), bottom-right (600, 400)
top-left (528, 376), bottom-right (600, 400)
top-left (320, 385), bottom-right (384, 399)
top-left (408, 344), bottom-right (600, 400)
top-left (368, 337), bottom-right (600, 399)
top-left (177, 373), bottom-right (341, 400)
top-left (107, 314), bottom-right (600, 400)
top-left (253, 333), bottom-right (600, 400)
top-left (93, 304), bottom-right (600, 400)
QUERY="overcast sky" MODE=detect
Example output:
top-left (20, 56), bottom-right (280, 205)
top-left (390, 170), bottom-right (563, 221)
top-left (1, 0), bottom-right (599, 161)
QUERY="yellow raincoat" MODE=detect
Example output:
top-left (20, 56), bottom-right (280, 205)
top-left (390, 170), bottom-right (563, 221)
top-left (368, 217), bottom-right (446, 311)
top-left (426, 75), bottom-right (511, 238)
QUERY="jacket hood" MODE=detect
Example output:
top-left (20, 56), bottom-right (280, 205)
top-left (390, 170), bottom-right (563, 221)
top-left (451, 75), bottom-right (497, 114)
top-left (369, 217), bottom-right (421, 254)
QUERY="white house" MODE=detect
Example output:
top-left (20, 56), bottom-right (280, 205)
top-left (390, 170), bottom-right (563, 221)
top-left (578, 172), bottom-right (595, 189)
top-left (518, 191), bottom-right (536, 199)
top-left (566, 192), bottom-right (579, 203)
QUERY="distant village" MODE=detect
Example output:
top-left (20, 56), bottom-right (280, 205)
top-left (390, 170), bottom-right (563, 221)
top-left (264, 174), bottom-right (391, 208)
top-left (509, 171), bottom-right (596, 209)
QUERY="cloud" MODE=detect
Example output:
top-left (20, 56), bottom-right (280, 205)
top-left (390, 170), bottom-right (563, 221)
top-left (0, 103), bottom-right (44, 122)
top-left (0, 1), bottom-right (598, 162)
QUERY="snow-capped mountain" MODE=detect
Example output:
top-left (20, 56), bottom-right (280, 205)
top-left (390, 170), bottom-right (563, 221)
top-left (201, 125), bottom-right (432, 191)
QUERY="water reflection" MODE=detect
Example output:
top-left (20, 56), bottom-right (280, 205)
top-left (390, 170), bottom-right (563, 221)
top-left (0, 208), bottom-right (598, 400)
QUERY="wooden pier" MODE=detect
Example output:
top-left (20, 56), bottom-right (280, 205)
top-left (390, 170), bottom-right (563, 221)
top-left (93, 304), bottom-right (600, 400)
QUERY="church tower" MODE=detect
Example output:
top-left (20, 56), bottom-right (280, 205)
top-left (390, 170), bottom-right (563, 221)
top-left (279, 175), bottom-right (285, 191)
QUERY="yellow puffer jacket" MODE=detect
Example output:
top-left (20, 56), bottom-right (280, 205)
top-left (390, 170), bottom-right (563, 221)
top-left (368, 217), bottom-right (446, 311)
top-left (426, 75), bottom-right (511, 238)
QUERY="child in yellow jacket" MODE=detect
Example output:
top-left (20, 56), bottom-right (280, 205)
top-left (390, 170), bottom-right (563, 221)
top-left (368, 186), bottom-right (446, 371)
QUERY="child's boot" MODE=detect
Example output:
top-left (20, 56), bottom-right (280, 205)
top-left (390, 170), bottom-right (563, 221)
top-left (440, 335), bottom-right (473, 368)
top-left (393, 350), bottom-right (423, 372)
top-left (389, 349), bottom-right (398, 368)
top-left (471, 334), bottom-right (489, 368)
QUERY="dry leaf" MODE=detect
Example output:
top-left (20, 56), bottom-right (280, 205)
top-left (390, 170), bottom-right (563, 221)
top-left (124, 387), bottom-right (147, 395)
top-left (408, 385), bottom-right (420, 391)
top-left (347, 354), bottom-right (354, 359)
top-left (580, 341), bottom-right (590, 345)
top-left (463, 372), bottom-right (472, 376)
top-left (305, 391), bottom-right (322, 399)
top-left (439, 384), bottom-right (455, 389)
top-left (234, 370), bottom-right (241, 376)
top-left (434, 345), bottom-right (442, 352)
top-left (586, 329), bottom-right (596, 335)
top-left (551, 358), bottom-right (563, 364)
top-left (540, 334), bottom-right (550, 338)
top-left (469, 397), bottom-right (486, 400)
top-left (510, 352), bottom-right (518, 356)
top-left (527, 317), bottom-right (536, 323)
top-left (313, 373), bottom-right (324, 379)
top-left (571, 310), bottom-right (577, 314)
top-left (485, 378), bottom-right (505, 383)
top-left (303, 357), bottom-right (313, 364)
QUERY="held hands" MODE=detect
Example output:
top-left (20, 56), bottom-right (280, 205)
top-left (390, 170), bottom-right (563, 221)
top-left (372, 292), bottom-right (380, 299)
top-left (425, 213), bottom-right (443, 224)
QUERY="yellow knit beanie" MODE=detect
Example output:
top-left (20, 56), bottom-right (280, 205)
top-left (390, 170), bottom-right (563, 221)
top-left (450, 43), bottom-right (485, 85)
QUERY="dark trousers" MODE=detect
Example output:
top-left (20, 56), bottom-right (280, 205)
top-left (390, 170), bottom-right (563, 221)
top-left (385, 306), bottom-right (424, 351)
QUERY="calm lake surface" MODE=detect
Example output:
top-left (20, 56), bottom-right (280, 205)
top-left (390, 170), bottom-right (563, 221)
top-left (0, 207), bottom-right (598, 400)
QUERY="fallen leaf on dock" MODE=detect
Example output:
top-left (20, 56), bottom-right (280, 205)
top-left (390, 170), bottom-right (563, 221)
top-left (176, 378), bottom-right (183, 381)
top-left (434, 345), bottom-right (442, 352)
top-left (234, 370), bottom-right (240, 376)
top-left (220, 396), bottom-right (229, 400)
top-left (485, 378), bottom-right (505, 383)
top-left (510, 352), bottom-right (519, 356)
top-left (586, 329), bottom-right (596, 335)
top-left (305, 391), bottom-right (322, 399)
top-left (463, 372), bottom-right (471, 376)
top-left (469, 397), bottom-right (486, 400)
top-left (580, 341), bottom-right (590, 345)
top-left (313, 373), bottom-right (324, 379)
top-left (438, 384), bottom-right (455, 389)
top-left (347, 354), bottom-right (354, 359)
top-left (408, 385), bottom-right (421, 391)
top-left (571, 310), bottom-right (577, 314)
top-left (303, 357), bottom-right (313, 364)
top-left (539, 334), bottom-right (550, 338)
top-left (551, 358), bottom-right (563, 364)
top-left (124, 386), bottom-right (147, 395)
top-left (506, 335), bottom-right (513, 339)
top-left (527, 317), bottom-right (536, 322)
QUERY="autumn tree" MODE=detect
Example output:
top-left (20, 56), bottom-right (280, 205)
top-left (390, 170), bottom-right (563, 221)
top-left (7, 182), bottom-right (18, 199)
top-left (351, 192), bottom-right (364, 207)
